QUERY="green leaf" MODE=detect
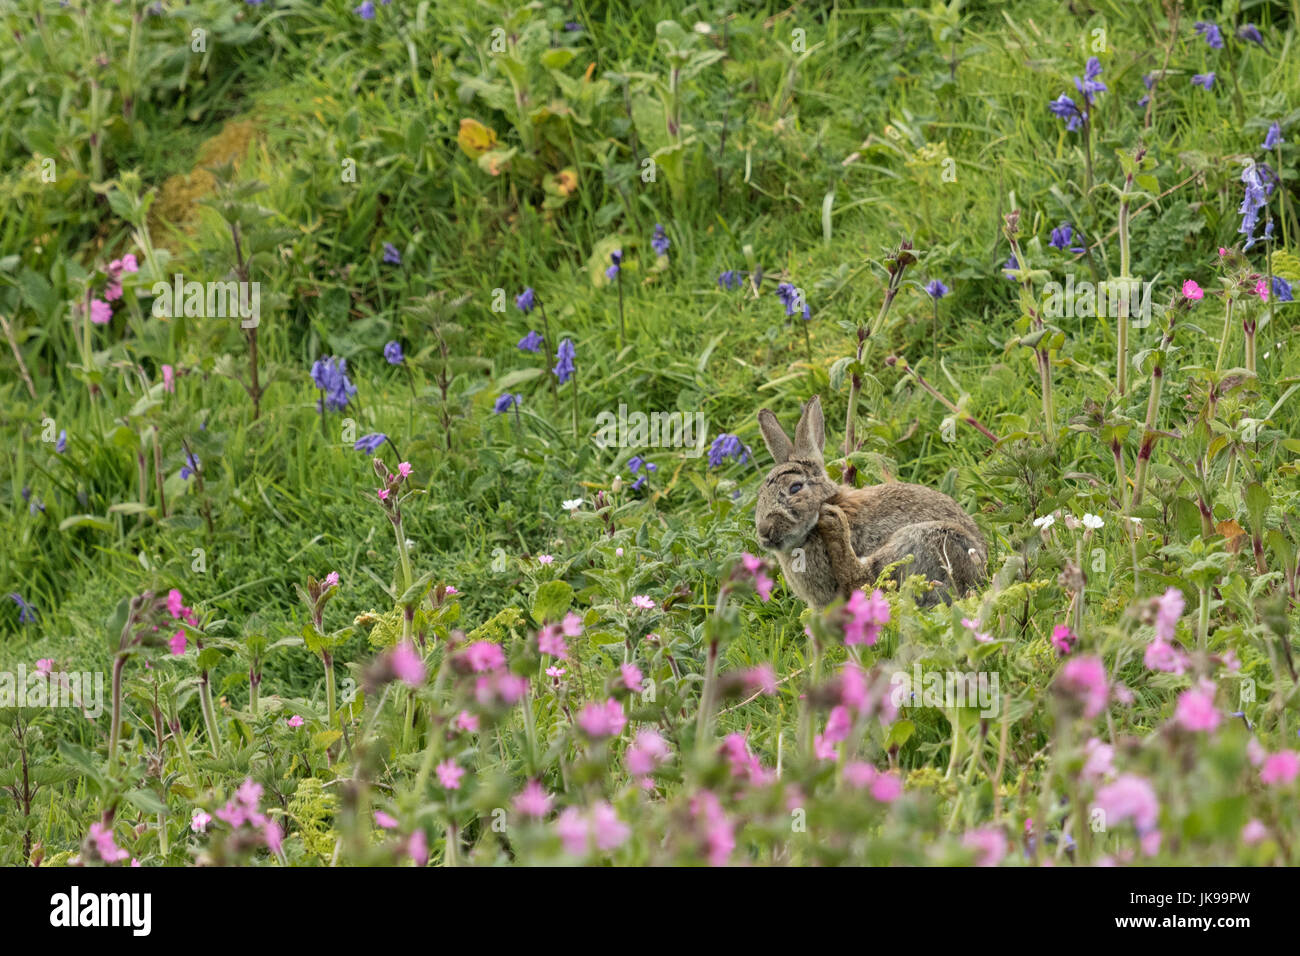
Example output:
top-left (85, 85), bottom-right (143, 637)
top-left (531, 579), bottom-right (575, 625)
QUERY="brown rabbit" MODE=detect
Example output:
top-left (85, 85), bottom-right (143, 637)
top-left (754, 395), bottom-right (987, 609)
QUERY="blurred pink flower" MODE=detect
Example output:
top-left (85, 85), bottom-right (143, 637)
top-left (1182, 279), bottom-right (1203, 300)
top-left (743, 664), bottom-right (778, 696)
top-left (190, 809), bottom-right (211, 833)
top-left (1259, 750), bottom-right (1299, 786)
top-left (390, 641), bottom-right (426, 687)
top-left (324, 571), bottom-right (339, 588)
top-left (374, 810), bottom-right (399, 829)
top-left (1174, 680), bottom-right (1220, 733)
top-left (264, 821), bottom-right (283, 854)
top-left (1241, 819), bottom-right (1268, 844)
top-left (870, 770), bottom-right (903, 803)
top-left (962, 828), bottom-right (1007, 867)
top-left (844, 762), bottom-right (877, 788)
top-left (35, 658), bottom-right (53, 676)
top-left (463, 640), bottom-right (505, 673)
top-left (626, 728), bottom-right (670, 776)
top-left (286, 714), bottom-right (304, 728)
top-left (1093, 774), bottom-right (1159, 833)
top-left (1058, 655), bottom-right (1108, 717)
top-left (408, 828), bottom-right (428, 866)
top-left (631, 594), bottom-right (655, 609)
top-left (577, 698), bottom-right (626, 738)
top-left (1081, 737), bottom-right (1115, 782)
top-left (454, 710), bottom-right (479, 733)
top-left (537, 625), bottom-right (569, 659)
top-left (514, 780), bottom-right (554, 818)
top-left (1144, 639), bottom-right (1188, 675)
top-left (89, 298), bottom-right (112, 324)
top-left (740, 552), bottom-right (775, 601)
top-left (162, 364), bottom-right (175, 392)
top-left (88, 822), bottom-right (129, 863)
top-left (620, 662), bottom-right (644, 693)
top-left (169, 631), bottom-right (187, 656)
top-left (691, 791), bottom-right (735, 866)
top-left (436, 760), bottom-right (465, 790)
top-left (397, 461), bottom-right (412, 478)
top-left (1154, 587), bottom-right (1184, 641)
top-left (844, 588), bottom-right (890, 646)
top-left (1050, 624), bottom-right (1076, 655)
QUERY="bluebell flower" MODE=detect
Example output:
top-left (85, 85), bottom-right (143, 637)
top-left (775, 282), bottom-right (810, 319)
top-left (311, 357), bottom-right (358, 411)
top-left (651, 224), bottom-right (670, 257)
top-left (1237, 24), bottom-right (1264, 46)
top-left (493, 393), bottom-right (521, 413)
top-left (8, 593), bottom-right (34, 624)
top-left (1273, 277), bottom-right (1294, 303)
top-left (1194, 21), bottom-right (1223, 49)
top-left (1049, 93), bottom-right (1084, 132)
top-left (1003, 254), bottom-right (1020, 280)
top-left (516, 287), bottom-right (536, 313)
top-left (628, 455), bottom-right (646, 472)
top-left (355, 433), bottom-right (387, 455)
top-left (1240, 162), bottom-right (1276, 249)
top-left (356, 1), bottom-right (376, 20)
top-left (180, 450), bottom-right (200, 480)
top-left (518, 330), bottom-right (544, 353)
top-left (707, 434), bottom-right (751, 469)
top-left (553, 339), bottom-right (576, 384)
top-left (1073, 56), bottom-right (1106, 104)
top-left (1191, 73), bottom-right (1216, 90)
top-left (1049, 223), bottom-right (1086, 254)
top-left (55, 429), bottom-right (67, 454)
top-left (718, 270), bottom-right (742, 290)
top-left (1262, 122), bottom-right (1283, 150)
top-left (382, 242), bottom-right (401, 264)
top-left (564, 21), bottom-right (582, 31)
top-left (384, 341), bottom-right (404, 365)
top-left (605, 250), bottom-right (622, 281)
top-left (924, 279), bottom-right (949, 299)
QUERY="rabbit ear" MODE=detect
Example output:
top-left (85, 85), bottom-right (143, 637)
top-left (793, 395), bottom-right (825, 463)
top-left (758, 408), bottom-right (794, 464)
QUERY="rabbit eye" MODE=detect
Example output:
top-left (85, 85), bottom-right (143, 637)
top-left (788, 482), bottom-right (803, 494)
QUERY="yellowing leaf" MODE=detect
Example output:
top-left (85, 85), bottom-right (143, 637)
top-left (457, 118), bottom-right (498, 158)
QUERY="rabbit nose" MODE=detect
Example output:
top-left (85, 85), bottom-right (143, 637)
top-left (757, 519), bottom-right (775, 542)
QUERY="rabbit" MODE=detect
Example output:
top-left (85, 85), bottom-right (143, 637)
top-left (754, 395), bottom-right (987, 609)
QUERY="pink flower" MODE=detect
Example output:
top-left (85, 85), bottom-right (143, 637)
top-left (962, 827), bottom-right (1007, 867)
top-left (121, 253), bottom-right (139, 273)
top-left (436, 760), bottom-right (465, 790)
top-left (1174, 679), bottom-right (1221, 733)
top-left (1255, 279), bottom-right (1269, 301)
top-left (454, 710), bottom-right (479, 733)
top-left (162, 364), bottom-right (175, 392)
top-left (513, 780), bottom-right (554, 818)
top-left (691, 791), bottom-right (735, 866)
top-left (1259, 750), bottom-right (1300, 786)
top-left (390, 641), bottom-right (426, 687)
top-left (743, 664), bottom-right (778, 696)
top-left (104, 281), bottom-right (123, 301)
top-left (843, 588), bottom-right (890, 646)
top-left (374, 810), bottom-right (399, 829)
top-left (870, 770), bottom-right (903, 803)
top-left (89, 298), bottom-right (112, 324)
top-left (561, 611), bottom-right (583, 636)
top-left (537, 554), bottom-right (554, 565)
top-left (626, 728), bottom-right (670, 776)
top-left (1057, 655), bottom-right (1108, 718)
top-left (462, 640), bottom-right (505, 673)
top-left (1241, 819), bottom-right (1268, 844)
top-left (397, 461), bottom-right (412, 477)
top-left (720, 733), bottom-right (771, 785)
top-left (408, 828), bottom-right (428, 866)
top-left (537, 624), bottom-right (569, 660)
top-left (474, 672), bottom-right (528, 707)
top-left (740, 552), bottom-right (775, 601)
top-left (35, 658), bottom-right (53, 676)
top-left (264, 821), bottom-right (283, 854)
top-left (631, 594), bottom-right (655, 610)
top-left (324, 571), bottom-right (339, 588)
top-left (286, 715), bottom-right (304, 728)
top-left (961, 617), bottom-right (992, 643)
top-left (555, 807), bottom-right (589, 855)
top-left (1050, 624), bottom-right (1076, 655)
top-left (166, 588), bottom-right (186, 618)
top-left (1154, 587), bottom-right (1184, 641)
top-left (1092, 774), bottom-right (1159, 833)
top-left (169, 631), bottom-right (187, 656)
top-left (824, 705), bottom-right (852, 744)
top-left (1144, 640), bottom-right (1188, 675)
top-left (839, 662), bottom-right (871, 715)
top-left (844, 762), bottom-right (877, 788)
top-left (1182, 279), bottom-right (1204, 300)
top-left (190, 809), bottom-right (211, 833)
top-left (444, 585), bottom-right (459, 596)
top-left (88, 822), bottom-right (130, 863)
top-left (131, 858), bottom-right (140, 867)
top-left (813, 733), bottom-right (838, 761)
top-left (1081, 737), bottom-right (1115, 782)
top-left (577, 698), bottom-right (626, 738)
top-left (545, 665), bottom-right (566, 678)
top-left (1247, 737), bottom-right (1267, 766)
top-left (591, 801), bottom-right (630, 851)
top-left (620, 662), bottom-right (644, 693)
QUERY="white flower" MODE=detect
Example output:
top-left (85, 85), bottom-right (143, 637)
top-left (562, 498), bottom-right (584, 511)
top-left (1082, 513), bottom-right (1104, 530)
top-left (1129, 516), bottom-right (1143, 525)
top-left (1032, 514), bottom-right (1056, 530)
